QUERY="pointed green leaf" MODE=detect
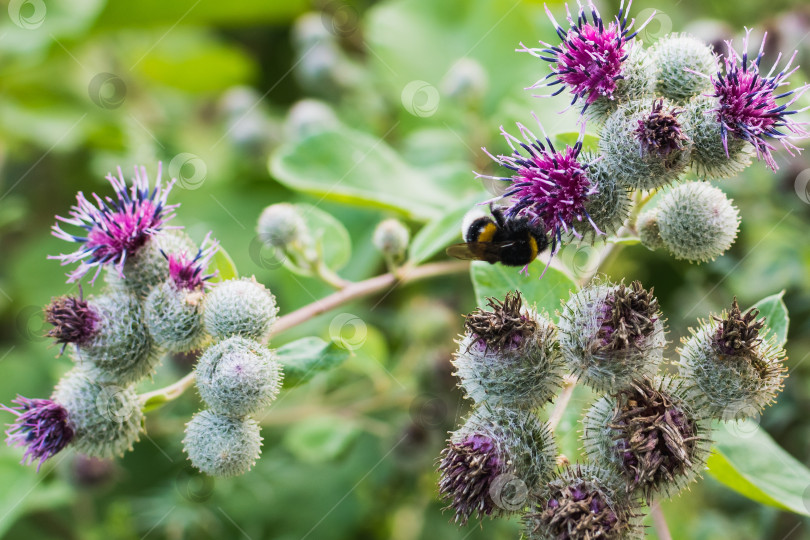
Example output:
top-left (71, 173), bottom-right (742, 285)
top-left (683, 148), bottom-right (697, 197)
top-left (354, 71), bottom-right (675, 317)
top-left (708, 420), bottom-right (810, 516)
top-left (470, 259), bottom-right (577, 317)
top-left (207, 245), bottom-right (238, 283)
top-left (750, 291), bottom-right (789, 347)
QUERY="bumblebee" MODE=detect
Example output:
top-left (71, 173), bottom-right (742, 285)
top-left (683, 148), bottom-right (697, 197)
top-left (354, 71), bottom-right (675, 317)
top-left (446, 206), bottom-right (549, 266)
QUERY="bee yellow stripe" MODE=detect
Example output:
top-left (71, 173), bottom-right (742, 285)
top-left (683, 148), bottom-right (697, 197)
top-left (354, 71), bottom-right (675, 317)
top-left (528, 235), bottom-right (538, 261)
top-left (478, 222), bottom-right (497, 243)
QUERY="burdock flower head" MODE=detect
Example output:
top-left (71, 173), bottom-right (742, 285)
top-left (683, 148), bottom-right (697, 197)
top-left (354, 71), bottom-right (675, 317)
top-left (559, 280), bottom-right (666, 392)
top-left (635, 99), bottom-right (689, 157)
top-left (50, 164), bottom-right (178, 283)
top-left (699, 30), bottom-right (810, 171)
top-left (583, 377), bottom-right (712, 503)
top-left (1, 396), bottom-right (74, 470)
top-left (165, 233), bottom-right (219, 291)
top-left (438, 408), bottom-right (556, 526)
top-left (524, 464), bottom-right (643, 540)
top-left (519, 0), bottom-right (654, 114)
top-left (478, 118), bottom-right (599, 250)
top-left (679, 298), bottom-right (787, 421)
top-left (453, 291), bottom-right (564, 409)
top-left (44, 290), bottom-right (99, 352)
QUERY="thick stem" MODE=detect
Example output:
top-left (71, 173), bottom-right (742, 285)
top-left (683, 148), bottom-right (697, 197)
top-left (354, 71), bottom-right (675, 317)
top-left (140, 260), bottom-right (468, 410)
top-left (650, 502), bottom-right (672, 540)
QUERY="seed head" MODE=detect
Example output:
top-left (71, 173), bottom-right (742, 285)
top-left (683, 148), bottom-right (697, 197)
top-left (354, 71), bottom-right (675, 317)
top-left (583, 377), bottom-right (712, 503)
top-left (454, 292), bottom-right (565, 409)
top-left (559, 280), bottom-right (666, 393)
top-left (678, 299), bottom-right (787, 420)
top-left (50, 164), bottom-right (178, 283)
top-left (524, 464), bottom-right (644, 540)
top-left (635, 99), bottom-right (689, 157)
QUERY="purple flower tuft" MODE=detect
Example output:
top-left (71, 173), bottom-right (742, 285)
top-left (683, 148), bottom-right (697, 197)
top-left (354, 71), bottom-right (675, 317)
top-left (164, 233), bottom-right (219, 291)
top-left (44, 291), bottom-right (99, 351)
top-left (701, 30), bottom-right (810, 170)
top-left (478, 118), bottom-right (600, 252)
top-left (2, 396), bottom-right (73, 470)
top-left (518, 0), bottom-right (654, 113)
top-left (50, 164), bottom-right (179, 283)
top-left (438, 433), bottom-right (502, 525)
top-left (635, 99), bottom-right (689, 157)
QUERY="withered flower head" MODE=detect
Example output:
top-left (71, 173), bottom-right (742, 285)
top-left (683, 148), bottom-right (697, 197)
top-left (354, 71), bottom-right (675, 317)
top-left (465, 291), bottom-right (537, 353)
top-left (438, 433), bottom-right (502, 525)
top-left (596, 280), bottom-right (660, 353)
top-left (712, 297), bottom-right (764, 356)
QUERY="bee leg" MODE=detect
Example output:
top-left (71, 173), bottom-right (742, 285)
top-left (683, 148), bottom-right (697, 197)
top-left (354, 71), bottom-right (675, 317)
top-left (519, 263), bottom-right (531, 276)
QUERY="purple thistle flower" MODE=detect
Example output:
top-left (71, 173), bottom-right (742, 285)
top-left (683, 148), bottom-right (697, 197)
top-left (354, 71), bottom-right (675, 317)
top-left (518, 0), bottom-right (654, 113)
top-left (477, 117), bottom-right (600, 253)
top-left (438, 433), bottom-right (502, 525)
top-left (1, 396), bottom-right (73, 471)
top-left (44, 291), bottom-right (99, 352)
top-left (164, 233), bottom-right (219, 291)
top-left (50, 164), bottom-right (179, 284)
top-left (697, 30), bottom-right (810, 170)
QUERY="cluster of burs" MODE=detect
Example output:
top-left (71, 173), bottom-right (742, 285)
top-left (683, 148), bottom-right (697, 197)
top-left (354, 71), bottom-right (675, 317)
top-left (43, 229), bottom-right (283, 477)
top-left (571, 33), bottom-right (755, 262)
top-left (439, 284), bottom-right (788, 538)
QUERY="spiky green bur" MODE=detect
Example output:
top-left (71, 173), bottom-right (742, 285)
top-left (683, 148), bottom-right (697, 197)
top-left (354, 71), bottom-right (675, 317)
top-left (257, 203), bottom-right (308, 249)
top-left (52, 368), bottom-right (143, 458)
top-left (684, 96), bottom-right (754, 179)
top-left (183, 410), bottom-right (262, 477)
top-left (656, 181), bottom-right (740, 263)
top-left (650, 34), bottom-right (718, 103)
top-left (203, 277), bottom-right (278, 342)
top-left (524, 464), bottom-right (645, 540)
top-left (453, 292), bottom-right (564, 409)
top-left (558, 280), bottom-right (666, 393)
top-left (144, 282), bottom-right (208, 353)
top-left (599, 99), bottom-right (691, 191)
top-left (582, 377), bottom-right (712, 503)
top-left (678, 299), bottom-right (787, 421)
top-left (636, 209), bottom-right (664, 251)
top-left (70, 291), bottom-right (159, 385)
top-left (587, 42), bottom-right (655, 122)
top-left (105, 229), bottom-right (198, 297)
top-left (195, 336), bottom-right (283, 417)
top-left (574, 154), bottom-right (632, 245)
top-left (438, 407), bottom-right (557, 525)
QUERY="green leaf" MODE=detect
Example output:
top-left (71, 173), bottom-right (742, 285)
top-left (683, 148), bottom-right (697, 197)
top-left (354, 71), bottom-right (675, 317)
top-left (608, 236), bottom-right (642, 245)
top-left (283, 416), bottom-right (361, 464)
top-left (277, 337), bottom-right (352, 389)
top-left (750, 291), bottom-right (789, 347)
top-left (408, 195), bottom-right (482, 264)
top-left (708, 420), bottom-right (810, 516)
top-left (270, 129), bottom-right (449, 221)
top-left (208, 245), bottom-right (239, 283)
top-left (289, 203), bottom-right (351, 273)
top-left (141, 393), bottom-right (169, 414)
top-left (94, 0), bottom-right (307, 27)
top-left (470, 259), bottom-right (577, 316)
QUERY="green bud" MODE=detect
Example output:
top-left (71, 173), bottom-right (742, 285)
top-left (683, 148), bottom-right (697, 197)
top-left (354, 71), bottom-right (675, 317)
top-left (684, 96), bottom-right (754, 179)
top-left (183, 410), bottom-right (262, 477)
top-left (144, 282), bottom-right (208, 353)
top-left (651, 33), bottom-right (718, 103)
top-left (203, 277), bottom-right (278, 342)
top-left (372, 219), bottom-right (410, 260)
top-left (637, 209), bottom-right (665, 251)
top-left (257, 203), bottom-right (308, 249)
top-left (195, 336), bottom-right (283, 417)
top-left (656, 181), bottom-right (740, 263)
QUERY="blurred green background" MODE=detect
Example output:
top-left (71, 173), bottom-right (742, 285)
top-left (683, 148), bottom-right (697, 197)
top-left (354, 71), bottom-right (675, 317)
top-left (1, 0), bottom-right (810, 538)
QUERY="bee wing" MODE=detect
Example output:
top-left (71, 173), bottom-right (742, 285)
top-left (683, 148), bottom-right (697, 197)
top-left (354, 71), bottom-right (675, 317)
top-left (445, 241), bottom-right (517, 263)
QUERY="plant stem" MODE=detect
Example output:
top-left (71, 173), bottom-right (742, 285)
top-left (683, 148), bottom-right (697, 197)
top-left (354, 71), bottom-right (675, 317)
top-left (650, 501), bottom-right (672, 540)
top-left (547, 374), bottom-right (577, 432)
top-left (270, 260), bottom-right (468, 337)
top-left (140, 260), bottom-right (469, 409)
